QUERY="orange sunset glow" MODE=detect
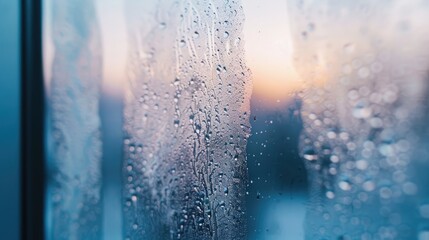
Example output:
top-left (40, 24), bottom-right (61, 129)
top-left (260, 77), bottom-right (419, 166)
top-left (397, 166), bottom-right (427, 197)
top-left (43, 0), bottom-right (315, 103)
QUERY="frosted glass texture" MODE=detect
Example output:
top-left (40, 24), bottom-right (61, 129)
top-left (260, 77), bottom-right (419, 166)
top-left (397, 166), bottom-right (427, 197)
top-left (45, 1), bottom-right (103, 239)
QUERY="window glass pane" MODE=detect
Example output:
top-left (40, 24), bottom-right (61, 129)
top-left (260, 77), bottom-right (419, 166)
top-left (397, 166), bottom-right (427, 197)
top-left (41, 0), bottom-right (429, 239)
top-left (44, 0), bottom-right (103, 239)
top-left (123, 1), bottom-right (251, 239)
top-left (288, 1), bottom-right (429, 239)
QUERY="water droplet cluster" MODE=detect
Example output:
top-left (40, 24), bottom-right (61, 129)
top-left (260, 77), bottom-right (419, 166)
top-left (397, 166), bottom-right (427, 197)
top-left (289, 0), bottom-right (429, 239)
top-left (124, 1), bottom-right (251, 239)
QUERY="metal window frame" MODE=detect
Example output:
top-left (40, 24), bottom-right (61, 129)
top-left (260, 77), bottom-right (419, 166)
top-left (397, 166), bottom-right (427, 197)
top-left (21, 0), bottom-right (45, 239)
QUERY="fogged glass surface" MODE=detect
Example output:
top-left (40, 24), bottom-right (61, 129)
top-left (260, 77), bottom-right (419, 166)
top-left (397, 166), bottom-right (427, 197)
top-left (42, 0), bottom-right (429, 239)
top-left (45, 0), bottom-right (103, 239)
top-left (288, 0), bottom-right (429, 239)
top-left (123, 0), bottom-right (251, 239)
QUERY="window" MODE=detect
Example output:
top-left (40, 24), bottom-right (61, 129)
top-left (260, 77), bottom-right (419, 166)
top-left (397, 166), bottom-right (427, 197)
top-left (6, 0), bottom-right (429, 239)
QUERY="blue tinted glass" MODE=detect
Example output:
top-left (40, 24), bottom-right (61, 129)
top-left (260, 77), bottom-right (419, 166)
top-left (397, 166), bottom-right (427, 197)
top-left (0, 0), bottom-right (20, 239)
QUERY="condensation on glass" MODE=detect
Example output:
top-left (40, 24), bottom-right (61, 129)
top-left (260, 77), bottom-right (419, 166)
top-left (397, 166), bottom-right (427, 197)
top-left (45, 0), bottom-right (103, 239)
top-left (288, 0), bottom-right (429, 239)
top-left (40, 0), bottom-right (429, 239)
top-left (123, 0), bottom-right (251, 239)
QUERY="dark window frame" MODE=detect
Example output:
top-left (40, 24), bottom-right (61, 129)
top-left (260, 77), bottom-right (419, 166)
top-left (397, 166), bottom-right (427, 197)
top-left (21, 0), bottom-right (45, 239)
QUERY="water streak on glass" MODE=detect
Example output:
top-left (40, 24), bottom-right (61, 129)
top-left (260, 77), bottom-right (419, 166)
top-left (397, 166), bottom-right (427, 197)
top-left (46, 0), bottom-right (103, 239)
top-left (123, 0), bottom-right (251, 239)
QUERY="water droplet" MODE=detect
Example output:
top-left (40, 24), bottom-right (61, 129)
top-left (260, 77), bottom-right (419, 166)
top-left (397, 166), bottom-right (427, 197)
top-left (193, 31), bottom-right (199, 38)
top-left (379, 143), bottom-right (394, 157)
top-left (339, 180), bottom-right (352, 191)
top-left (402, 182), bottom-right (418, 195)
top-left (126, 164), bottom-right (133, 172)
top-left (216, 65), bottom-right (222, 74)
top-left (362, 181), bottom-right (375, 192)
top-left (179, 39), bottom-right (186, 47)
top-left (234, 37), bottom-right (241, 46)
top-left (369, 117), bottom-right (383, 128)
top-left (129, 145), bottom-right (136, 152)
top-left (327, 131), bottom-right (337, 139)
top-left (356, 160), bottom-right (368, 170)
top-left (382, 87), bottom-right (398, 103)
top-left (379, 187), bottom-right (392, 199)
top-left (352, 101), bottom-right (372, 119)
top-left (358, 67), bottom-right (370, 79)
top-left (173, 78), bottom-right (180, 86)
top-left (197, 217), bottom-right (204, 226)
top-left (326, 191), bottom-right (335, 199)
top-left (419, 204), bottom-right (429, 219)
top-left (174, 120), bottom-right (180, 127)
top-left (330, 155), bottom-right (340, 163)
top-left (303, 147), bottom-right (318, 161)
